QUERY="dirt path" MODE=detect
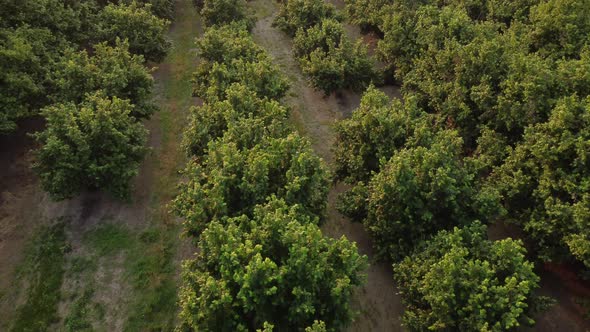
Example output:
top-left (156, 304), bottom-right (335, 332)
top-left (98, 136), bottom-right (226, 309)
top-left (0, 0), bottom-right (200, 330)
top-left (249, 1), bottom-right (404, 330)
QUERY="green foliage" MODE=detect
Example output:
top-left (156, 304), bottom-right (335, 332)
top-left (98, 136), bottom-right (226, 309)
top-left (191, 21), bottom-right (292, 102)
top-left (295, 19), bottom-right (377, 95)
top-left (33, 92), bottom-right (148, 200)
top-left (182, 83), bottom-right (289, 157)
top-left (363, 130), bottom-right (497, 260)
top-left (378, 3), bottom-right (590, 148)
top-left (11, 221), bottom-right (67, 332)
top-left (192, 22), bottom-right (289, 101)
top-left (334, 87), bottom-right (433, 183)
top-left (173, 133), bottom-right (330, 236)
top-left (375, 0), bottom-right (590, 139)
top-left (177, 198), bottom-right (367, 331)
top-left (0, 0), bottom-right (168, 135)
top-left (305, 320), bottom-right (328, 332)
top-left (344, 0), bottom-right (390, 30)
top-left (124, 0), bottom-right (176, 19)
top-left (196, 22), bottom-right (263, 63)
top-left (193, 56), bottom-right (290, 101)
top-left (177, 7), bottom-right (367, 331)
top-left (273, 0), bottom-right (340, 37)
top-left (292, 19), bottom-right (344, 58)
top-left (276, 2), bottom-right (375, 95)
top-left (0, 0), bottom-right (95, 44)
top-left (394, 222), bottom-right (543, 331)
top-left (0, 27), bottom-right (55, 133)
top-left (490, 96), bottom-right (590, 267)
top-left (98, 1), bottom-right (171, 62)
top-left (52, 39), bottom-right (156, 118)
top-left (197, 0), bottom-right (252, 28)
top-left (529, 0), bottom-right (590, 59)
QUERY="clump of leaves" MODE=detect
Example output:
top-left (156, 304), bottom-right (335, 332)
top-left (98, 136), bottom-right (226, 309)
top-left (178, 198), bottom-right (367, 331)
top-left (33, 92), bottom-right (148, 200)
top-left (394, 222), bottom-right (550, 331)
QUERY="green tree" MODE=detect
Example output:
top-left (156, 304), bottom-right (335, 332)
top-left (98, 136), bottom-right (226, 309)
top-left (556, 48), bottom-right (590, 98)
top-left (182, 83), bottom-right (289, 157)
top-left (98, 1), bottom-right (171, 62)
top-left (334, 87), bottom-right (433, 183)
top-left (394, 222), bottom-right (545, 331)
top-left (363, 130), bottom-right (498, 260)
top-left (344, 0), bottom-right (391, 31)
top-left (173, 133), bottom-right (330, 237)
top-left (51, 39), bottom-right (156, 118)
top-left (0, 0), bottom-right (94, 44)
top-left (197, 0), bottom-right (252, 28)
top-left (529, 0), bottom-right (590, 59)
top-left (33, 92), bottom-right (148, 200)
top-left (296, 20), bottom-right (376, 95)
top-left (193, 56), bottom-right (289, 102)
top-left (490, 96), bottom-right (590, 267)
top-left (133, 0), bottom-right (175, 19)
top-left (292, 18), bottom-right (345, 58)
top-left (196, 22), bottom-right (263, 64)
top-left (177, 198), bottom-right (367, 331)
top-left (0, 27), bottom-right (56, 133)
top-left (273, 0), bottom-right (340, 37)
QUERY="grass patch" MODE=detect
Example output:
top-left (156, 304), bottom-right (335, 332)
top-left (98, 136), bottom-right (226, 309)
top-left (11, 220), bottom-right (68, 332)
top-left (80, 222), bottom-right (179, 331)
top-left (124, 228), bottom-right (178, 331)
top-left (63, 288), bottom-right (94, 332)
top-left (84, 223), bottom-right (133, 256)
top-left (68, 256), bottom-right (97, 276)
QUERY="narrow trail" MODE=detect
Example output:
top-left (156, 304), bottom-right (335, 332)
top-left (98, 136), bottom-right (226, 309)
top-left (250, 0), bottom-right (404, 330)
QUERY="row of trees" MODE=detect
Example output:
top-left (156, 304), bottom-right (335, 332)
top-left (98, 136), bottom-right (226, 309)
top-left (335, 80), bottom-right (551, 332)
top-left (332, 0), bottom-right (590, 329)
top-left (0, 0), bottom-right (173, 199)
top-left (340, 0), bottom-right (590, 270)
top-left (174, 3), bottom-right (367, 331)
top-left (274, 0), bottom-right (376, 95)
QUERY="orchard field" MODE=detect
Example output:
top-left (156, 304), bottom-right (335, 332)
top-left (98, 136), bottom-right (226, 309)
top-left (0, 0), bottom-right (589, 331)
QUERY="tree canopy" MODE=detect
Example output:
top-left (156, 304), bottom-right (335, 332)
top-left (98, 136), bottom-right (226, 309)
top-left (339, 0), bottom-right (590, 273)
top-left (173, 133), bottom-right (330, 236)
top-left (394, 222), bottom-right (543, 331)
top-left (363, 130), bottom-right (499, 260)
top-left (273, 0), bottom-right (340, 37)
top-left (33, 92), bottom-right (148, 200)
top-left (275, 1), bottom-right (377, 95)
top-left (98, 1), bottom-right (171, 62)
top-left (178, 198), bottom-right (367, 331)
top-left (176, 6), bottom-right (367, 330)
top-left (182, 83), bottom-right (289, 157)
top-left (334, 86), bottom-right (433, 183)
top-left (0, 0), bottom-right (171, 134)
top-left (51, 40), bottom-right (156, 118)
top-left (490, 96), bottom-right (590, 267)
